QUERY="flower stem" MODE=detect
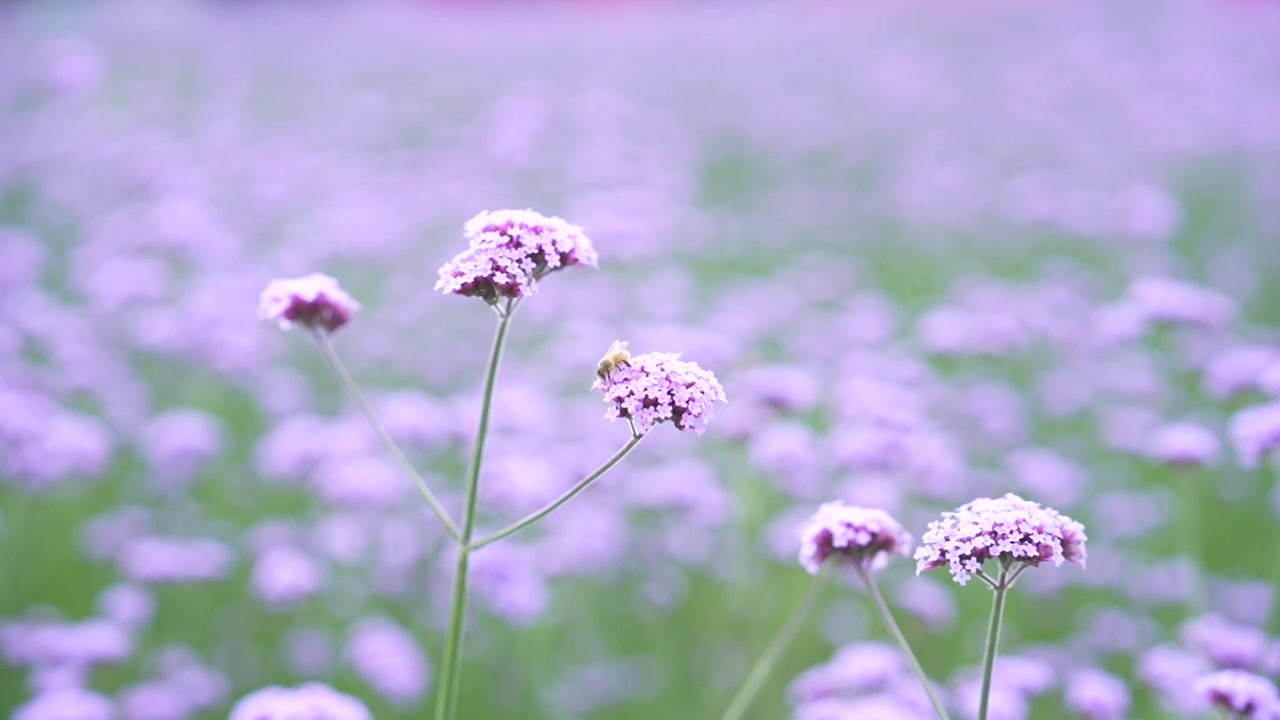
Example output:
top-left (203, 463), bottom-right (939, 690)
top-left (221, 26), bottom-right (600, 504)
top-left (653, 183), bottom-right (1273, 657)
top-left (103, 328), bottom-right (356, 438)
top-left (311, 329), bottom-right (460, 542)
top-left (977, 564), bottom-right (1010, 720)
top-left (469, 432), bottom-right (645, 551)
top-left (855, 565), bottom-right (951, 720)
top-left (720, 569), bottom-right (832, 720)
top-left (434, 306), bottom-right (513, 720)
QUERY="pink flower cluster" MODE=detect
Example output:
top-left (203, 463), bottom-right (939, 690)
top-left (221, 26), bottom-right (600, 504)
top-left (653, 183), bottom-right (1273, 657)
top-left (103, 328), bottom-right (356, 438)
top-left (594, 351), bottom-right (726, 435)
top-left (436, 209), bottom-right (597, 303)
top-left (798, 502), bottom-right (912, 574)
top-left (258, 273), bottom-right (360, 333)
top-left (913, 493), bottom-right (1087, 586)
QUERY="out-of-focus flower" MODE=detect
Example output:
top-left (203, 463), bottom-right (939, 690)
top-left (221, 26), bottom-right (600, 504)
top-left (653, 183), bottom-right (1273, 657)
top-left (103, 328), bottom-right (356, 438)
top-left (137, 409), bottom-right (223, 487)
top-left (798, 502), bottom-right (912, 574)
top-left (1230, 402), bottom-right (1280, 469)
top-left (1148, 421), bottom-right (1220, 466)
top-left (1204, 346), bottom-right (1280, 400)
top-left (1003, 447), bottom-right (1085, 509)
top-left (435, 209), bottom-right (596, 303)
top-left (117, 681), bottom-right (188, 720)
top-left (1125, 276), bottom-right (1237, 331)
top-left (13, 688), bottom-right (115, 720)
top-left (1065, 669), bottom-right (1130, 720)
top-left (992, 655), bottom-right (1056, 696)
top-left (117, 536), bottom-right (236, 584)
top-left (787, 642), bottom-right (904, 702)
top-left (345, 618), bottom-right (429, 706)
top-left (594, 351), bottom-right (726, 435)
top-left (1138, 644), bottom-right (1212, 713)
top-left (467, 544), bottom-right (550, 625)
top-left (251, 546), bottom-right (327, 608)
top-left (914, 493), bottom-right (1087, 586)
top-left (229, 683), bottom-right (370, 720)
top-left (96, 584), bottom-right (154, 629)
top-left (1196, 669), bottom-right (1280, 717)
top-left (0, 618), bottom-right (133, 667)
top-left (953, 679), bottom-right (1029, 720)
top-left (1182, 614), bottom-right (1269, 670)
top-left (258, 273), bottom-right (359, 333)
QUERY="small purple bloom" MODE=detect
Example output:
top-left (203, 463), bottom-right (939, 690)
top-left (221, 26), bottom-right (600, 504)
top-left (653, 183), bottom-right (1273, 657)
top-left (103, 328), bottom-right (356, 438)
top-left (1126, 276), bottom-right (1237, 331)
top-left (14, 688), bottom-right (115, 720)
top-left (96, 585), bottom-right (153, 630)
top-left (1182, 614), bottom-right (1269, 670)
top-left (137, 409), bottom-right (223, 487)
top-left (1230, 402), bottom-right (1280, 469)
top-left (594, 351), bottom-right (726, 435)
top-left (118, 536), bottom-right (236, 584)
top-left (798, 502), bottom-right (912, 574)
top-left (435, 209), bottom-right (596, 302)
top-left (251, 546), bottom-right (327, 608)
top-left (1196, 670), bottom-right (1280, 717)
top-left (258, 273), bottom-right (359, 333)
top-left (1203, 345), bottom-right (1280, 400)
top-left (229, 683), bottom-right (370, 720)
top-left (1065, 669), bottom-right (1130, 720)
top-left (345, 617), bottom-right (430, 706)
top-left (1148, 421), bottom-right (1220, 467)
top-left (914, 493), bottom-right (1087, 586)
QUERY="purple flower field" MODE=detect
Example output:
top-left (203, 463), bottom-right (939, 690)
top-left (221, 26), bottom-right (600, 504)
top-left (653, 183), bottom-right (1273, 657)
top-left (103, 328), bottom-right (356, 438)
top-left (2, 1), bottom-right (1280, 718)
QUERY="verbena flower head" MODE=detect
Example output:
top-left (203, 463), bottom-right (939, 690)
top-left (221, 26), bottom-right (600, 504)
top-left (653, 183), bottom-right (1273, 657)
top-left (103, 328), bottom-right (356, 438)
top-left (593, 351), bottom-right (726, 435)
top-left (1195, 670), bottom-right (1280, 718)
top-left (1148, 421), bottom-right (1220, 467)
top-left (798, 502), bottom-right (912, 574)
top-left (229, 683), bottom-right (371, 720)
top-left (1230, 402), bottom-right (1280, 470)
top-left (435, 209), bottom-right (596, 303)
top-left (913, 492), bottom-right (1087, 586)
top-left (258, 273), bottom-right (359, 333)
top-left (1065, 669), bottom-right (1131, 720)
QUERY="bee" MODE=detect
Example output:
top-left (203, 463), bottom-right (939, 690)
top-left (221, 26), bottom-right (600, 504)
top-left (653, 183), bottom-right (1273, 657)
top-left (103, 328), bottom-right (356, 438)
top-left (596, 339), bottom-right (632, 385)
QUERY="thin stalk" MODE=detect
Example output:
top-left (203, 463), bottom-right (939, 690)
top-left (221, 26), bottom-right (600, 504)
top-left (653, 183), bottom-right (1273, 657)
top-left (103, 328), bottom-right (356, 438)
top-left (855, 565), bottom-right (951, 720)
top-left (720, 569), bottom-right (833, 720)
top-left (977, 564), bottom-right (1010, 720)
top-left (435, 305), bottom-right (513, 720)
top-left (469, 433), bottom-right (645, 551)
top-left (311, 329), bottom-right (460, 542)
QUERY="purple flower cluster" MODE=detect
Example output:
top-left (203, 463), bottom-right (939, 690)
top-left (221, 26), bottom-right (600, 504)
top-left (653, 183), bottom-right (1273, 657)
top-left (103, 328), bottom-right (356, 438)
top-left (229, 683), bottom-right (371, 720)
top-left (435, 209), bottom-right (597, 303)
top-left (1196, 670), bottom-right (1280, 718)
top-left (797, 502), bottom-right (912, 574)
top-left (913, 493), bottom-right (1087, 586)
top-left (594, 351), bottom-right (726, 435)
top-left (258, 273), bottom-right (360, 334)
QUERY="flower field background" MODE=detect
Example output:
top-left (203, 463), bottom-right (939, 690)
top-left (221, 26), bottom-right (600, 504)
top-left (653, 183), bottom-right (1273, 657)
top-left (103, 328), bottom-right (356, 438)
top-left (3, 1), bottom-right (1280, 718)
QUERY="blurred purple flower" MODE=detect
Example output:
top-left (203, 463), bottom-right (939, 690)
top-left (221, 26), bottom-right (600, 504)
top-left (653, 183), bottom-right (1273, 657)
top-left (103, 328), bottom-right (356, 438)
top-left (310, 455), bottom-right (412, 510)
top-left (798, 502), bottom-right (912, 575)
top-left (914, 493), bottom-right (1087, 586)
top-left (117, 682), bottom-right (188, 720)
top-left (1064, 669), bottom-right (1130, 720)
top-left (594, 351), bottom-right (726, 435)
top-left (137, 409), bottom-right (223, 488)
top-left (624, 458), bottom-right (732, 527)
top-left (1148, 421), bottom-right (1220, 466)
top-left (258, 273), bottom-right (359, 334)
top-left (251, 546), bottom-right (326, 608)
top-left (467, 544), bottom-right (550, 626)
top-left (892, 576), bottom-right (956, 630)
top-left (229, 683), bottom-right (370, 720)
top-left (1182, 614), bottom-right (1269, 670)
top-left (0, 618), bottom-right (133, 667)
top-left (1138, 644), bottom-right (1212, 713)
top-left (14, 688), bottom-right (115, 720)
top-left (1230, 402), bottom-right (1280, 469)
top-left (1002, 447), bottom-right (1085, 509)
top-left (435, 209), bottom-right (596, 302)
top-left (788, 642), bottom-right (905, 702)
top-left (96, 584), bottom-right (154, 629)
top-left (374, 390), bottom-right (450, 449)
top-left (1126, 276), bottom-right (1237, 331)
top-left (345, 617), bottom-right (429, 706)
top-left (735, 364), bottom-right (820, 412)
top-left (1196, 669), bottom-right (1280, 718)
top-left (953, 679), bottom-right (1028, 720)
top-left (1204, 345), bottom-right (1280, 400)
top-left (751, 421), bottom-right (825, 499)
top-left (118, 536), bottom-right (236, 584)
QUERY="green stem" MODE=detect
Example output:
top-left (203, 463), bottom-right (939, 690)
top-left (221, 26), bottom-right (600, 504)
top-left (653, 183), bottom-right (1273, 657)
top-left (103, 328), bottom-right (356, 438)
top-left (720, 569), bottom-right (832, 720)
top-left (855, 565), bottom-right (951, 720)
top-left (434, 304), bottom-right (513, 720)
top-left (311, 329), bottom-right (460, 542)
top-left (977, 565), bottom-right (1010, 720)
top-left (469, 433), bottom-right (645, 551)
